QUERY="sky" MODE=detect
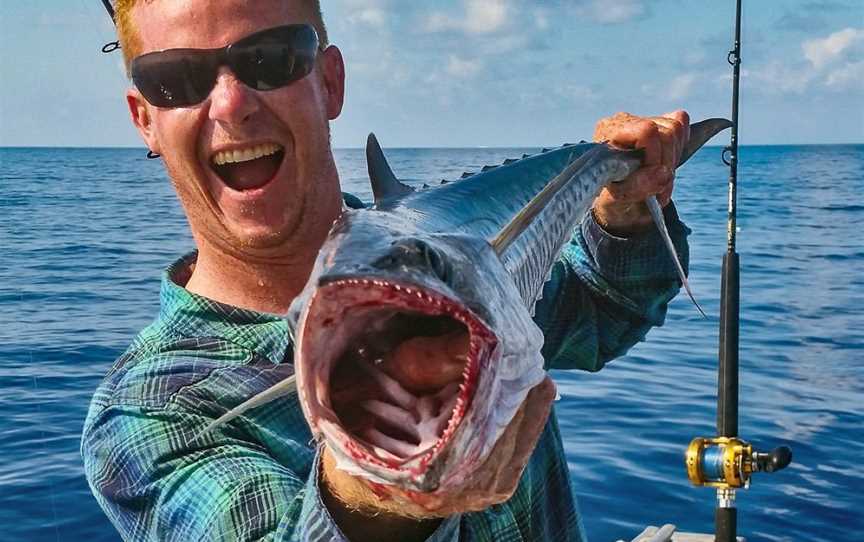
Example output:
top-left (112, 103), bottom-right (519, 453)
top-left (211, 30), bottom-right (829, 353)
top-left (0, 0), bottom-right (862, 148)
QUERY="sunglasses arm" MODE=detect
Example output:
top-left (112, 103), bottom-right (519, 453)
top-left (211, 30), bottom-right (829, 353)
top-left (101, 1), bottom-right (122, 53)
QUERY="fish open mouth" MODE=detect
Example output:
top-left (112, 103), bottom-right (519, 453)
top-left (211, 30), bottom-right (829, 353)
top-left (298, 278), bottom-right (497, 475)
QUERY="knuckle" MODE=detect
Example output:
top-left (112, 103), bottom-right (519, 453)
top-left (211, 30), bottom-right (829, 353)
top-left (637, 119), bottom-right (659, 137)
top-left (658, 127), bottom-right (675, 143)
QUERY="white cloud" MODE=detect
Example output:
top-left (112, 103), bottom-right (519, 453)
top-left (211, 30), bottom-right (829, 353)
top-left (465, 0), bottom-right (509, 33)
top-left (667, 73), bottom-right (697, 100)
top-left (560, 83), bottom-right (598, 102)
top-left (424, 13), bottom-right (452, 33)
top-left (349, 8), bottom-right (386, 27)
top-left (642, 73), bottom-right (698, 101)
top-left (826, 60), bottom-right (864, 89)
top-left (446, 55), bottom-right (482, 77)
top-left (534, 8), bottom-right (550, 30)
top-left (516, 83), bottom-right (597, 109)
top-left (577, 0), bottom-right (646, 24)
top-left (803, 27), bottom-right (864, 68)
top-left (425, 0), bottom-right (510, 35)
top-left (745, 27), bottom-right (864, 95)
top-left (751, 62), bottom-right (814, 94)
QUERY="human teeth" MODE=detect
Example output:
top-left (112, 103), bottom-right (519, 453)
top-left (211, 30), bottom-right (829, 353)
top-left (212, 143), bottom-right (282, 166)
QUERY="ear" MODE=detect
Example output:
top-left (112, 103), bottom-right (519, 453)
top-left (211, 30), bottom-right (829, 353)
top-left (319, 45), bottom-right (345, 120)
top-left (127, 88), bottom-right (162, 155)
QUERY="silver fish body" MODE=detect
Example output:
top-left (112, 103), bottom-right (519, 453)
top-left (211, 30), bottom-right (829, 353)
top-left (203, 119), bottom-right (732, 498)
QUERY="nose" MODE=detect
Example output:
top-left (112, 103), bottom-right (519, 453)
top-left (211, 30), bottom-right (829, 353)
top-left (207, 67), bottom-right (260, 124)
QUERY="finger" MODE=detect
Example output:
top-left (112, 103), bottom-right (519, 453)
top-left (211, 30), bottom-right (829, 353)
top-left (487, 377), bottom-right (555, 497)
top-left (648, 117), bottom-right (682, 170)
top-left (507, 378), bottom-right (555, 467)
top-left (494, 379), bottom-right (555, 499)
top-left (662, 110), bottom-right (690, 160)
top-left (604, 165), bottom-right (672, 203)
top-left (656, 178), bottom-right (675, 207)
top-left (601, 119), bottom-right (663, 166)
top-left (460, 377), bottom-right (554, 500)
top-left (663, 109), bottom-right (690, 132)
top-left (593, 111), bottom-right (638, 142)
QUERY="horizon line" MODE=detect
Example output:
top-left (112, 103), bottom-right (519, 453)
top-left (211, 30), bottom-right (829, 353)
top-left (2, 142), bottom-right (863, 150)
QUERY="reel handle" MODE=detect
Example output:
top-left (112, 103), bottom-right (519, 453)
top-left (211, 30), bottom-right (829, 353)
top-left (754, 446), bottom-right (792, 473)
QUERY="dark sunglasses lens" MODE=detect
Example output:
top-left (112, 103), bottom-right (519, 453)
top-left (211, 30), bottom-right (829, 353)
top-left (132, 51), bottom-right (217, 107)
top-left (229, 25), bottom-right (318, 91)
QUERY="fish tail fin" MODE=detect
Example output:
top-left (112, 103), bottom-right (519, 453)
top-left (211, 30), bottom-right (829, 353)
top-left (679, 118), bottom-right (734, 167)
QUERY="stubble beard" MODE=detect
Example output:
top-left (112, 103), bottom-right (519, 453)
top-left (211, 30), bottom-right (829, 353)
top-left (163, 133), bottom-right (341, 264)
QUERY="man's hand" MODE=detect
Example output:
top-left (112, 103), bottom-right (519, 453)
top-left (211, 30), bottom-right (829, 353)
top-left (322, 331), bottom-right (556, 539)
top-left (592, 110), bottom-right (690, 235)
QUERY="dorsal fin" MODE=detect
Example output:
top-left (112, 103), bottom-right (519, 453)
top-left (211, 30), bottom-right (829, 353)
top-left (366, 133), bottom-right (415, 204)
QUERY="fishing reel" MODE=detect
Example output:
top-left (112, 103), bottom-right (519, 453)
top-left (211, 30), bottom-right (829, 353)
top-left (686, 437), bottom-right (792, 490)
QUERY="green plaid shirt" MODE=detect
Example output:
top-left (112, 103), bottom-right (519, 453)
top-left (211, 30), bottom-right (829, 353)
top-left (82, 202), bottom-right (689, 542)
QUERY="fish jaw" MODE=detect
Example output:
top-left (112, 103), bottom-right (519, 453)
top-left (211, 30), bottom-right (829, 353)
top-left (294, 277), bottom-right (500, 493)
top-left (290, 229), bottom-right (547, 496)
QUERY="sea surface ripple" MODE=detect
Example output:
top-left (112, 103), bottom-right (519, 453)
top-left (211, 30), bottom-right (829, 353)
top-left (1, 145), bottom-right (861, 541)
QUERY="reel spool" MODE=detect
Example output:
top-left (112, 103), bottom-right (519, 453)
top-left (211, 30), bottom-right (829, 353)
top-left (686, 437), bottom-right (792, 490)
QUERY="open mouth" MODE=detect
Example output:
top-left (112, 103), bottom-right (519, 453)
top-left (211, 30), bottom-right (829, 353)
top-left (300, 279), bottom-right (497, 472)
top-left (211, 143), bottom-right (285, 191)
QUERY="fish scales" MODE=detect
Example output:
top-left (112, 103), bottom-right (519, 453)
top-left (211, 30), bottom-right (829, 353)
top-left (198, 119), bottom-right (732, 498)
top-left (375, 143), bottom-right (640, 309)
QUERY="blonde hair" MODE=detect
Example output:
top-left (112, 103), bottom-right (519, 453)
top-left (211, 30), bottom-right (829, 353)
top-left (115, 0), bottom-right (329, 69)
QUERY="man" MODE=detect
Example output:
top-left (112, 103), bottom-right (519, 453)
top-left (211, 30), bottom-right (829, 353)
top-left (82, 1), bottom-right (692, 540)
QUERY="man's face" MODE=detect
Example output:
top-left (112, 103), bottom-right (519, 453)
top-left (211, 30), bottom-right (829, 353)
top-left (127, 0), bottom-right (344, 256)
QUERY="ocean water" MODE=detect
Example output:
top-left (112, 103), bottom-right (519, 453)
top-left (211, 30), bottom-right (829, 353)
top-left (1, 144), bottom-right (862, 542)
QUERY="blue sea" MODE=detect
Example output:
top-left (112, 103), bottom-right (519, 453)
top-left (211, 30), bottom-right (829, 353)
top-left (1, 145), bottom-right (862, 542)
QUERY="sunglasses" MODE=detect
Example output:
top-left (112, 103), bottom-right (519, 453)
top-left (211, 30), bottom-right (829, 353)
top-left (131, 24), bottom-right (320, 108)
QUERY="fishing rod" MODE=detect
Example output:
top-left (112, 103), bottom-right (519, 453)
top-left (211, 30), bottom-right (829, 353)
top-left (684, 1), bottom-right (791, 541)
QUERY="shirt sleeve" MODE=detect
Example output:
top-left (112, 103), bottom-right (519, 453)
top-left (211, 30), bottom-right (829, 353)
top-left (82, 354), bottom-right (461, 542)
top-left (533, 202), bottom-right (691, 371)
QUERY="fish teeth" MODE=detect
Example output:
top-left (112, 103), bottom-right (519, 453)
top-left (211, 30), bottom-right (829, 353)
top-left (212, 143), bottom-right (282, 166)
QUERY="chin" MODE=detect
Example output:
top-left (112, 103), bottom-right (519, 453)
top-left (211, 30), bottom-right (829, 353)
top-left (228, 222), bottom-right (297, 251)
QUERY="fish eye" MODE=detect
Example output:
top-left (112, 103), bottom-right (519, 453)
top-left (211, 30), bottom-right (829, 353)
top-left (423, 244), bottom-right (449, 284)
top-left (378, 239), bottom-right (450, 283)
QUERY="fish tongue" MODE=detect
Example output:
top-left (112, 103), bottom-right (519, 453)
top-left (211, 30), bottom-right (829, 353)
top-left (216, 153), bottom-right (282, 191)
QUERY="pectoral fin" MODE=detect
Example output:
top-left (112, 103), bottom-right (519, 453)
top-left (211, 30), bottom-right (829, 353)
top-left (647, 196), bottom-right (707, 318)
top-left (650, 117), bottom-right (732, 318)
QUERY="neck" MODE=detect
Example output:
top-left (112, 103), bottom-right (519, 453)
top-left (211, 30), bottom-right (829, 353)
top-left (185, 194), bottom-right (342, 314)
top-left (185, 244), bottom-right (315, 314)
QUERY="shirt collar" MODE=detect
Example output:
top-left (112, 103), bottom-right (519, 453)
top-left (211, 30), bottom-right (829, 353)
top-left (158, 251), bottom-right (292, 364)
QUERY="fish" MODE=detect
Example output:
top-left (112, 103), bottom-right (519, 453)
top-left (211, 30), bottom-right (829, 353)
top-left (197, 118), bottom-right (732, 498)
